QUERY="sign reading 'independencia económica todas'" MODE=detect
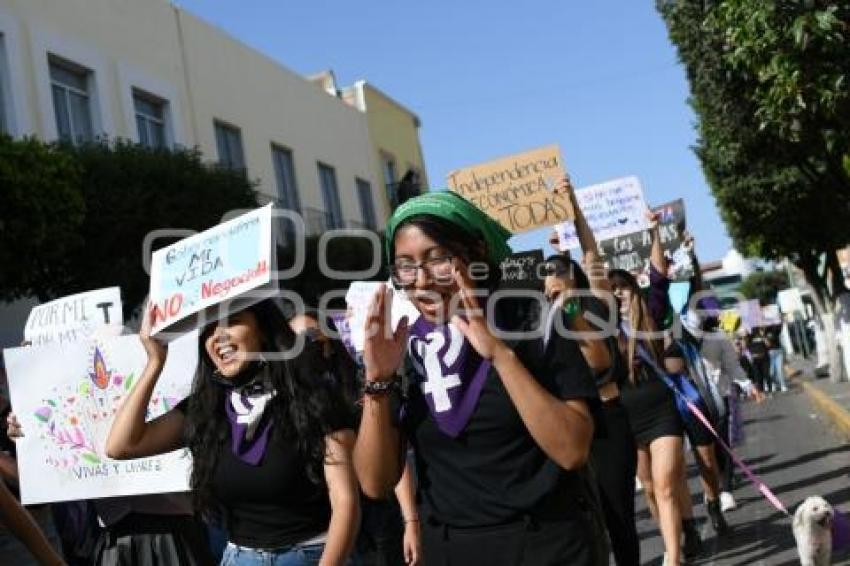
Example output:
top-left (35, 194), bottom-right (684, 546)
top-left (446, 144), bottom-right (574, 233)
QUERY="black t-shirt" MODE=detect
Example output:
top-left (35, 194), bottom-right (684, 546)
top-left (401, 303), bottom-right (600, 527)
top-left (177, 397), bottom-right (349, 550)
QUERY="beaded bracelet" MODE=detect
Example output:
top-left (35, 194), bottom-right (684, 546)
top-left (362, 380), bottom-right (400, 397)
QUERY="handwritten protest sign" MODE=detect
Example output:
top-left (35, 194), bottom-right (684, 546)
top-left (499, 250), bottom-right (546, 291)
top-left (24, 288), bottom-right (122, 347)
top-left (446, 145), bottom-right (574, 233)
top-left (149, 204), bottom-right (276, 339)
top-left (344, 282), bottom-right (420, 352)
top-left (555, 176), bottom-right (649, 250)
top-left (3, 333), bottom-right (197, 504)
top-left (598, 199), bottom-right (693, 281)
top-left (777, 288), bottom-right (805, 314)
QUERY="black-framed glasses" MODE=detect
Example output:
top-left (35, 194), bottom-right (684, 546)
top-left (391, 255), bottom-right (455, 286)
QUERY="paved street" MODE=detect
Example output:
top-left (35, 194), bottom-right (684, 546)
top-left (635, 376), bottom-right (850, 565)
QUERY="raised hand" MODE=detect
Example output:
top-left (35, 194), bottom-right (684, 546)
top-left (551, 176), bottom-right (576, 200)
top-left (139, 301), bottom-right (167, 365)
top-left (645, 208), bottom-right (661, 230)
top-left (449, 269), bottom-right (505, 361)
top-left (363, 285), bottom-right (409, 382)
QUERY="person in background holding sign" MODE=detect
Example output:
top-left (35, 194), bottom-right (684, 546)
top-left (554, 180), bottom-right (691, 565)
top-left (544, 177), bottom-right (640, 566)
top-left (354, 191), bottom-right (600, 565)
top-left (106, 299), bottom-right (359, 566)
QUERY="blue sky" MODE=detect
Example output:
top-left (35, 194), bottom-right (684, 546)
top-left (178, 0), bottom-right (733, 262)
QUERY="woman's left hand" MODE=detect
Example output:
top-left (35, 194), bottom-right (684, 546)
top-left (450, 269), bottom-right (506, 361)
top-left (402, 520), bottom-right (421, 565)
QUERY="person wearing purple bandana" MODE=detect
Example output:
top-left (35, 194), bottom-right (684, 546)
top-left (106, 299), bottom-right (360, 566)
top-left (353, 191), bottom-right (601, 565)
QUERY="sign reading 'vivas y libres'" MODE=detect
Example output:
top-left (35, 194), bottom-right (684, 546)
top-left (446, 145), bottom-right (574, 233)
top-left (149, 204), bottom-right (276, 338)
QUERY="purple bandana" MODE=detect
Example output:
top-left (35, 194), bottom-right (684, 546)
top-left (224, 386), bottom-right (275, 466)
top-left (408, 317), bottom-right (491, 438)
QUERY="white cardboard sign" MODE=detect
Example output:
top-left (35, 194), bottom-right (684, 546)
top-left (149, 204), bottom-right (276, 340)
top-left (24, 288), bottom-right (123, 347)
top-left (555, 176), bottom-right (649, 250)
top-left (3, 333), bottom-right (198, 504)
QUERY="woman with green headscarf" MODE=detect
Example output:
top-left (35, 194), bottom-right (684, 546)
top-left (353, 191), bottom-right (601, 565)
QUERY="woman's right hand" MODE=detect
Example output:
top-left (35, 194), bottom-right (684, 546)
top-left (6, 413), bottom-right (22, 440)
top-left (139, 301), bottom-right (167, 365)
top-left (363, 285), bottom-right (408, 382)
top-left (552, 175), bottom-right (576, 201)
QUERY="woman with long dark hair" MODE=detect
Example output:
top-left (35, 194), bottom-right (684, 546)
top-left (554, 178), bottom-right (689, 564)
top-left (106, 299), bottom-right (359, 565)
top-left (353, 191), bottom-right (600, 565)
top-left (544, 181), bottom-right (639, 566)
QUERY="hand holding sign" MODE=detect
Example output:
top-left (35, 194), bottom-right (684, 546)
top-left (140, 302), bottom-right (167, 365)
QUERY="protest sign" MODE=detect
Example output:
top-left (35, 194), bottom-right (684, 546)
top-left (597, 199), bottom-right (693, 281)
top-left (777, 288), bottom-right (805, 314)
top-left (149, 204), bottom-right (276, 339)
top-left (555, 176), bottom-right (649, 250)
top-left (3, 333), bottom-right (197, 504)
top-left (761, 304), bottom-right (782, 326)
top-left (24, 288), bottom-right (122, 347)
top-left (498, 250), bottom-right (546, 291)
top-left (738, 299), bottom-right (763, 329)
top-left (345, 282), bottom-right (420, 352)
top-left (446, 145), bottom-right (574, 233)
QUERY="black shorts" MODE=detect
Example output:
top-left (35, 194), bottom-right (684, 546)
top-left (619, 378), bottom-right (683, 446)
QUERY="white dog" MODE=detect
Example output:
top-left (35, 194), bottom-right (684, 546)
top-left (793, 496), bottom-right (834, 566)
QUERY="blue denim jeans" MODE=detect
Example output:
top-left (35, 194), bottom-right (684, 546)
top-left (220, 542), bottom-right (324, 566)
top-left (769, 349), bottom-right (787, 391)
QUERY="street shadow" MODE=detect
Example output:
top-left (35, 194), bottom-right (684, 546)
top-left (752, 444), bottom-right (850, 476)
top-left (742, 414), bottom-right (785, 426)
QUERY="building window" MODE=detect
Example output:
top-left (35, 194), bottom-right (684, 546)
top-left (214, 120), bottom-right (245, 170)
top-left (133, 89), bottom-right (166, 149)
top-left (356, 178), bottom-right (377, 230)
top-left (49, 57), bottom-right (93, 145)
top-left (381, 153), bottom-right (398, 209)
top-left (318, 163), bottom-right (343, 229)
top-left (271, 145), bottom-right (301, 213)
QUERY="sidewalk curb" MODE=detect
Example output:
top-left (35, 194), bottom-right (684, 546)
top-left (802, 381), bottom-right (850, 440)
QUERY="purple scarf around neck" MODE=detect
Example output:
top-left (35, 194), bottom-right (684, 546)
top-left (407, 317), bottom-right (491, 438)
top-left (222, 368), bottom-right (275, 466)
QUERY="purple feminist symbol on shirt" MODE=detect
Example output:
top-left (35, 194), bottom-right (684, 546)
top-left (408, 317), bottom-right (491, 438)
top-left (225, 390), bottom-right (274, 466)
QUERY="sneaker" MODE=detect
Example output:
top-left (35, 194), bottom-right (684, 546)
top-left (720, 491), bottom-right (737, 512)
top-left (635, 477), bottom-right (643, 492)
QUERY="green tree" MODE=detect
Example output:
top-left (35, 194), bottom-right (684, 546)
top-left (0, 135), bottom-right (85, 301)
top-left (738, 270), bottom-right (790, 306)
top-left (0, 138), bottom-right (259, 316)
top-left (658, 0), bottom-right (850, 380)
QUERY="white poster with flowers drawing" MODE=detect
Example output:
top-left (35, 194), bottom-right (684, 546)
top-left (3, 333), bottom-right (197, 504)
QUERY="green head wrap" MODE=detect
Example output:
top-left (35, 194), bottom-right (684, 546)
top-left (385, 191), bottom-right (512, 267)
